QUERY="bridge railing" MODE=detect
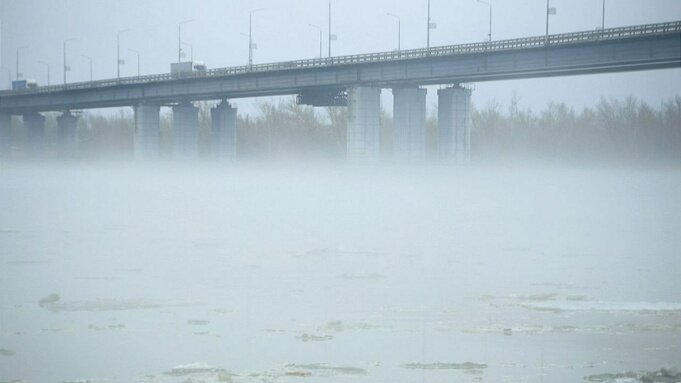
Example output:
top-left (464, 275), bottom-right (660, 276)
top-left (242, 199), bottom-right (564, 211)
top-left (2, 20), bottom-right (679, 97)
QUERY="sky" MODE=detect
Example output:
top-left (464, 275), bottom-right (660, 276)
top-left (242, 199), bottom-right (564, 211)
top-left (0, 0), bottom-right (680, 115)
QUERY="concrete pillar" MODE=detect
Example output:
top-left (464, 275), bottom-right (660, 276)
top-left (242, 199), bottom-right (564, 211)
top-left (172, 102), bottom-right (199, 159)
top-left (134, 103), bottom-right (161, 160)
top-left (23, 113), bottom-right (46, 158)
top-left (393, 87), bottom-right (427, 160)
top-left (211, 101), bottom-right (238, 160)
top-left (438, 86), bottom-right (472, 161)
top-left (347, 87), bottom-right (381, 161)
top-left (0, 112), bottom-right (11, 158)
top-left (57, 111), bottom-right (79, 158)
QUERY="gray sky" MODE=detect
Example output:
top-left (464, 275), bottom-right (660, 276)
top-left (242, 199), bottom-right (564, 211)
top-left (1, 0), bottom-right (680, 115)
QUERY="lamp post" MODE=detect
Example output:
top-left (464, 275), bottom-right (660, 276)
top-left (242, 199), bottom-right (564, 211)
top-left (387, 13), bottom-right (401, 52)
top-left (602, 0), bottom-right (606, 31)
top-left (427, 0), bottom-right (431, 48)
top-left (129, 49), bottom-right (140, 76)
top-left (545, 0), bottom-right (556, 43)
top-left (82, 55), bottom-right (92, 81)
top-left (476, 0), bottom-right (492, 42)
top-left (38, 61), bottom-right (50, 86)
top-left (328, 1), bottom-right (334, 58)
top-left (249, 8), bottom-right (265, 66)
top-left (308, 24), bottom-right (323, 58)
top-left (63, 38), bottom-right (76, 85)
top-left (16, 46), bottom-right (28, 81)
top-left (178, 19), bottom-right (194, 62)
top-left (117, 29), bottom-right (130, 78)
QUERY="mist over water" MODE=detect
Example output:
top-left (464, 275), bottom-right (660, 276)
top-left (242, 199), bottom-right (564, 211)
top-left (1, 0), bottom-right (680, 381)
top-left (1, 161), bottom-right (680, 383)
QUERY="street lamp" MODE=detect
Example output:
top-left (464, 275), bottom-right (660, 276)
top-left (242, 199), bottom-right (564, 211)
top-left (476, 0), bottom-right (492, 42)
top-left (308, 24), bottom-right (323, 59)
top-left (427, 0), bottom-right (432, 48)
top-left (63, 38), bottom-right (76, 85)
top-left (178, 20), bottom-right (194, 62)
top-left (249, 8), bottom-right (265, 66)
top-left (426, 0), bottom-right (438, 48)
top-left (129, 49), bottom-right (140, 76)
top-left (82, 55), bottom-right (92, 82)
top-left (546, 0), bottom-right (557, 43)
top-left (16, 46), bottom-right (28, 81)
top-left (38, 61), bottom-right (50, 86)
top-left (602, 0), bottom-right (606, 31)
top-left (386, 13), bottom-right (401, 52)
top-left (117, 29), bottom-right (130, 79)
top-left (328, 1), bottom-right (337, 58)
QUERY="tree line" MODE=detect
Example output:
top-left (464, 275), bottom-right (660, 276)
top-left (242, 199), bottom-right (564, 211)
top-left (13, 95), bottom-right (680, 164)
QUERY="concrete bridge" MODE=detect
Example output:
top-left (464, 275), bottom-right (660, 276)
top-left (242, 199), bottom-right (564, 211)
top-left (1, 20), bottom-right (679, 161)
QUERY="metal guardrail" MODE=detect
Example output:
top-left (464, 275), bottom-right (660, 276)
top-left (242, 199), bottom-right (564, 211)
top-left (1, 20), bottom-right (679, 97)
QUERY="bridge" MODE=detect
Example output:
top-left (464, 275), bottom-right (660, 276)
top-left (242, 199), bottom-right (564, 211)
top-left (1, 20), bottom-right (679, 160)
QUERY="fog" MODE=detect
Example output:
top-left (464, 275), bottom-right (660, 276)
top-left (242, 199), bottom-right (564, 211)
top-left (1, 1), bottom-right (681, 383)
top-left (1, 0), bottom-right (681, 112)
top-left (1, 163), bottom-right (680, 382)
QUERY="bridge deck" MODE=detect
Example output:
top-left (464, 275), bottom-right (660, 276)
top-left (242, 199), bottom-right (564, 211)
top-left (0, 20), bottom-right (679, 113)
top-left (3, 20), bottom-right (680, 97)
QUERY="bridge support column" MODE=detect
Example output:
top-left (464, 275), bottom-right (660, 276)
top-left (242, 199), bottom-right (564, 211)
top-left (57, 111), bottom-right (79, 158)
top-left (134, 103), bottom-right (161, 160)
top-left (0, 112), bottom-right (11, 158)
top-left (393, 87), bottom-right (427, 160)
top-left (172, 102), bottom-right (199, 159)
top-left (23, 113), bottom-right (46, 158)
top-left (211, 101), bottom-right (238, 160)
top-left (347, 86), bottom-right (381, 161)
top-left (438, 86), bottom-right (472, 161)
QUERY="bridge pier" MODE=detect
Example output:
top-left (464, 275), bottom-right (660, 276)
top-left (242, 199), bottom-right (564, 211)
top-left (211, 101), bottom-right (238, 160)
top-left (347, 87), bottom-right (381, 161)
top-left (134, 103), bottom-right (161, 160)
top-left (172, 102), bottom-right (199, 159)
top-left (0, 112), bottom-right (11, 158)
top-left (393, 87), bottom-right (427, 160)
top-left (57, 111), bottom-right (79, 158)
top-left (23, 113), bottom-right (46, 158)
top-left (438, 86), bottom-right (472, 161)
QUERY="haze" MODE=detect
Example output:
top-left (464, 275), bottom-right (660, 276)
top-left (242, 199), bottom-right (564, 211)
top-left (1, 1), bottom-right (680, 383)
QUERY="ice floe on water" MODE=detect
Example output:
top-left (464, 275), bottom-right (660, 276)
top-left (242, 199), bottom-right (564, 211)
top-left (400, 362), bottom-right (488, 376)
top-left (37, 294), bottom-right (198, 312)
top-left (87, 324), bottom-right (126, 331)
top-left (585, 367), bottom-right (681, 383)
top-left (164, 362), bottom-right (227, 376)
top-left (322, 320), bottom-right (384, 332)
top-left (283, 363), bottom-right (367, 377)
top-left (61, 380), bottom-right (111, 383)
top-left (462, 322), bottom-right (681, 335)
top-left (401, 362), bottom-right (487, 370)
top-left (187, 319), bottom-right (210, 326)
top-left (336, 272), bottom-right (385, 281)
top-left (522, 301), bottom-right (681, 314)
top-left (484, 293), bottom-right (681, 315)
top-left (137, 362), bottom-right (368, 383)
top-left (295, 333), bottom-right (333, 342)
